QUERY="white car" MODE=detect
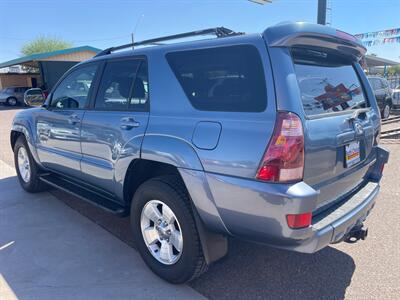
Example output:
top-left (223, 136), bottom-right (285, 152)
top-left (392, 85), bottom-right (400, 108)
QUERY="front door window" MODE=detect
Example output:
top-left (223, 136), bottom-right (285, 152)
top-left (51, 64), bottom-right (98, 109)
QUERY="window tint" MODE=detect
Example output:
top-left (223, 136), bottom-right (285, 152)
top-left (95, 59), bottom-right (148, 111)
top-left (95, 60), bottom-right (139, 110)
top-left (292, 50), bottom-right (368, 116)
top-left (166, 45), bottom-right (267, 112)
top-left (51, 64), bottom-right (97, 109)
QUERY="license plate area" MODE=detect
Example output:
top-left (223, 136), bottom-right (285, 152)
top-left (345, 141), bottom-right (361, 168)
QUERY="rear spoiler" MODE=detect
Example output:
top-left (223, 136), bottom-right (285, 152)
top-left (263, 22), bottom-right (366, 61)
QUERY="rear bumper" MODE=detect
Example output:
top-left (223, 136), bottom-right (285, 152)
top-left (199, 146), bottom-right (389, 253)
top-left (293, 182), bottom-right (378, 253)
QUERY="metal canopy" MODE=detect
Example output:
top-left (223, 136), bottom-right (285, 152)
top-left (365, 55), bottom-right (400, 67)
top-left (0, 46), bottom-right (101, 69)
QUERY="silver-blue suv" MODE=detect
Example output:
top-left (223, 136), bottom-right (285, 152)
top-left (11, 22), bottom-right (389, 283)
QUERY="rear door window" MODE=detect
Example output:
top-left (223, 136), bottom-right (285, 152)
top-left (94, 59), bottom-right (149, 111)
top-left (166, 45), bottom-right (267, 112)
top-left (292, 50), bottom-right (368, 116)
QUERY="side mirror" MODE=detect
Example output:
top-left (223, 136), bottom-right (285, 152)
top-left (24, 88), bottom-right (46, 107)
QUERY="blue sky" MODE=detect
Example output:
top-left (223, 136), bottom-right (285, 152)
top-left (0, 0), bottom-right (399, 62)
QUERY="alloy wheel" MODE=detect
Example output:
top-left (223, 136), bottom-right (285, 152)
top-left (140, 199), bottom-right (183, 265)
top-left (17, 147), bottom-right (31, 183)
top-left (383, 104), bottom-right (390, 119)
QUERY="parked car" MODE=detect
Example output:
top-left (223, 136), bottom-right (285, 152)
top-left (392, 85), bottom-right (400, 108)
top-left (367, 76), bottom-right (393, 119)
top-left (10, 22), bottom-right (389, 283)
top-left (0, 86), bottom-right (30, 106)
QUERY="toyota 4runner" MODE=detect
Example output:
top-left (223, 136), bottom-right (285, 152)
top-left (11, 22), bottom-right (389, 283)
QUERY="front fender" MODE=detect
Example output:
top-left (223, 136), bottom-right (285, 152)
top-left (11, 119), bottom-right (42, 166)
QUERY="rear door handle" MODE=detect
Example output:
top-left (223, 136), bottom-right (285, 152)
top-left (120, 117), bottom-right (140, 130)
top-left (345, 108), bottom-right (370, 123)
top-left (68, 114), bottom-right (81, 125)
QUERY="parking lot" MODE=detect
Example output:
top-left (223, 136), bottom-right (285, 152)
top-left (1, 107), bottom-right (399, 299)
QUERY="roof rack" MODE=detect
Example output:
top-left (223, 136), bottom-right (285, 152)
top-left (94, 27), bottom-right (243, 57)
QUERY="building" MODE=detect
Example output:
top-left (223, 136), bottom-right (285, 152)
top-left (364, 55), bottom-right (399, 75)
top-left (0, 46), bottom-right (101, 90)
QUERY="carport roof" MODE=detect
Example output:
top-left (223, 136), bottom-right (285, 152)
top-left (0, 46), bottom-right (101, 68)
top-left (365, 55), bottom-right (399, 67)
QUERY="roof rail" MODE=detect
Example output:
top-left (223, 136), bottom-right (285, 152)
top-left (94, 27), bottom-right (243, 57)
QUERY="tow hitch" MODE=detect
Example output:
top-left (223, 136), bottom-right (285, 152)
top-left (344, 225), bottom-right (368, 243)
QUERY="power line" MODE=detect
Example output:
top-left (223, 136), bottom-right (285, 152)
top-left (0, 34), bottom-right (131, 43)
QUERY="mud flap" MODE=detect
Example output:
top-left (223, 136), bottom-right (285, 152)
top-left (192, 206), bottom-right (228, 265)
top-left (369, 146), bottom-right (389, 182)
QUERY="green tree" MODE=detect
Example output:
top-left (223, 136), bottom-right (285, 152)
top-left (21, 36), bottom-right (72, 56)
top-left (387, 65), bottom-right (400, 75)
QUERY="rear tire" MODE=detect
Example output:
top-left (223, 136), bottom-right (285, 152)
top-left (6, 97), bottom-right (18, 106)
top-left (130, 176), bottom-right (207, 283)
top-left (14, 136), bottom-right (47, 193)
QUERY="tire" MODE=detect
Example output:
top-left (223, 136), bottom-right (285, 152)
top-left (14, 136), bottom-right (47, 193)
top-left (381, 102), bottom-right (391, 119)
top-left (6, 97), bottom-right (18, 106)
top-left (130, 176), bottom-right (207, 283)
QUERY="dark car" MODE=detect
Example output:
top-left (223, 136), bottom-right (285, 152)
top-left (0, 86), bottom-right (30, 106)
top-left (368, 76), bottom-right (393, 119)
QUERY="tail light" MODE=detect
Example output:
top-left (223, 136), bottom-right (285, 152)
top-left (286, 212), bottom-right (312, 229)
top-left (256, 111), bottom-right (304, 183)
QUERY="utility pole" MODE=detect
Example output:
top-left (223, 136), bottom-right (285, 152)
top-left (317, 0), bottom-right (327, 25)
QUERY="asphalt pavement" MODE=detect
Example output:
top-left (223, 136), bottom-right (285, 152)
top-left (1, 106), bottom-right (399, 299)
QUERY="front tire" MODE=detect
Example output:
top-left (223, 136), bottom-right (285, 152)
top-left (381, 102), bottom-right (391, 119)
top-left (131, 176), bottom-right (207, 283)
top-left (14, 136), bottom-right (47, 192)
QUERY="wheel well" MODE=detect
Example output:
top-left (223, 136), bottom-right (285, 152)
top-left (123, 159), bottom-right (184, 206)
top-left (10, 130), bottom-right (23, 151)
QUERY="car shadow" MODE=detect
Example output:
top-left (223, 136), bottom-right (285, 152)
top-left (49, 189), bottom-right (355, 300)
top-left (190, 240), bottom-right (355, 299)
top-left (0, 104), bottom-right (29, 111)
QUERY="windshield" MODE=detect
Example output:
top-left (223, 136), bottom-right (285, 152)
top-left (292, 49), bottom-right (368, 116)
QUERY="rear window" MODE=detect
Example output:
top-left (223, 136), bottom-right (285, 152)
top-left (166, 45), bottom-right (267, 112)
top-left (292, 49), bottom-right (368, 116)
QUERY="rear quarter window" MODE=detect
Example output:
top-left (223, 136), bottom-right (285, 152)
top-left (166, 45), bottom-right (267, 112)
top-left (292, 49), bottom-right (368, 117)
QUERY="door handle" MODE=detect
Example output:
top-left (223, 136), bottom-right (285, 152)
top-left (120, 117), bottom-right (140, 130)
top-left (345, 108), bottom-right (370, 123)
top-left (68, 114), bottom-right (81, 125)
